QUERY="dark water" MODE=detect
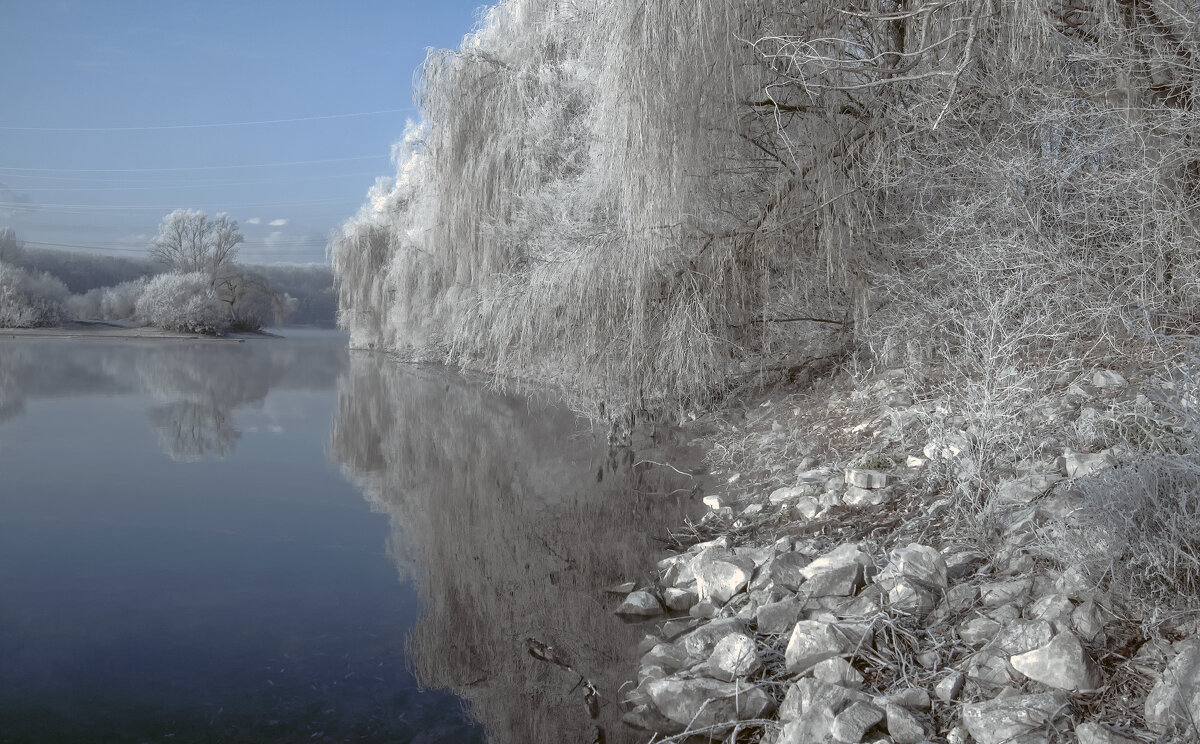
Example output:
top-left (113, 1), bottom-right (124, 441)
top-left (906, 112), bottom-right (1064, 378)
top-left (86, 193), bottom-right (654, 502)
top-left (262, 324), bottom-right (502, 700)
top-left (0, 333), bottom-right (699, 743)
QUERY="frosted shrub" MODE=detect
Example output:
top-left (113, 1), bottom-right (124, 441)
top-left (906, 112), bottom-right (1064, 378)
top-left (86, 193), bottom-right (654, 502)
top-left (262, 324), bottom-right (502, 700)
top-left (100, 277), bottom-right (149, 320)
top-left (135, 272), bottom-right (228, 335)
top-left (0, 260), bottom-right (69, 327)
top-left (66, 289), bottom-right (103, 320)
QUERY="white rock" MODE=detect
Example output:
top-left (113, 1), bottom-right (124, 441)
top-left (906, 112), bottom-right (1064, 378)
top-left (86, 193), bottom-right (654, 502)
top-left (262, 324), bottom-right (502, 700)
top-left (770, 485), bottom-right (817, 504)
top-left (692, 549), bottom-right (755, 604)
top-left (811, 656), bottom-right (865, 689)
top-left (804, 562), bottom-right (866, 598)
top-left (1063, 450), bottom-right (1116, 479)
top-left (991, 619), bottom-right (1055, 656)
top-left (887, 578), bottom-right (936, 617)
top-left (961, 692), bottom-right (1070, 744)
top-left (702, 494), bottom-right (725, 510)
top-left (843, 484), bottom-right (890, 506)
top-left (1145, 636), bottom-right (1200, 735)
top-left (959, 617), bottom-right (1003, 646)
top-left (770, 551), bottom-right (808, 591)
top-left (1009, 633), bottom-right (1101, 691)
top-left (845, 469), bottom-right (890, 489)
top-left (906, 455), bottom-right (926, 468)
top-left (757, 599), bottom-right (804, 634)
top-left (793, 495), bottom-right (821, 519)
top-left (785, 620), bottom-right (849, 674)
top-left (662, 586), bottom-right (698, 611)
top-left (995, 471), bottom-right (1063, 505)
top-left (776, 679), bottom-right (865, 742)
top-left (885, 543), bottom-right (948, 589)
top-left (885, 703), bottom-right (927, 744)
top-left (1075, 721), bottom-right (1137, 744)
top-left (616, 590), bottom-right (663, 617)
top-left (645, 676), bottom-right (773, 731)
top-left (1092, 370), bottom-right (1127, 388)
top-left (979, 578), bottom-right (1031, 607)
top-left (679, 618), bottom-right (745, 659)
top-left (831, 701), bottom-right (884, 743)
top-left (934, 672), bottom-right (965, 701)
top-left (707, 632), bottom-right (762, 682)
top-left (1028, 594), bottom-right (1075, 628)
top-left (1072, 599), bottom-right (1106, 642)
top-left (802, 544), bottom-right (870, 580)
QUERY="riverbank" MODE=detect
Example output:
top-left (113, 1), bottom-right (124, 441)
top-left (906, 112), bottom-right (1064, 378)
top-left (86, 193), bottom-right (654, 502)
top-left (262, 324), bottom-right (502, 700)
top-left (610, 363), bottom-right (1200, 743)
top-left (0, 320), bottom-right (277, 342)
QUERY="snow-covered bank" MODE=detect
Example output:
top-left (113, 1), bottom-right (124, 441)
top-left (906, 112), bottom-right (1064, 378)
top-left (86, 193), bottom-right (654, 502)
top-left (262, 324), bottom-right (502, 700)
top-left (610, 365), bottom-right (1200, 742)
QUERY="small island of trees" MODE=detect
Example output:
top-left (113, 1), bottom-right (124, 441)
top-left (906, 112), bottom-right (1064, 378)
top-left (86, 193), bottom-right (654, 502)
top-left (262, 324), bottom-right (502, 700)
top-left (0, 212), bottom-right (335, 334)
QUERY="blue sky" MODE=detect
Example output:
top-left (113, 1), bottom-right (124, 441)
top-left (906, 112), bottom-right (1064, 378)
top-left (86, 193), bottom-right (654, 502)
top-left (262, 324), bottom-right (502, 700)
top-left (0, 0), bottom-right (491, 264)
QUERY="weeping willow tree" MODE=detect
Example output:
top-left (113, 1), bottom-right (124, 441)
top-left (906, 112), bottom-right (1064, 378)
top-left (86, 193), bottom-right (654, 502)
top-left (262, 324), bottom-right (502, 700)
top-left (333, 0), bottom-right (1200, 423)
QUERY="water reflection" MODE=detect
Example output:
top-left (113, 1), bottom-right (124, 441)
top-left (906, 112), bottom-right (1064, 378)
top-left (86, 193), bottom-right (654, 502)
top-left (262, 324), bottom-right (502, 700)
top-left (0, 337), bottom-right (346, 460)
top-left (330, 353), bottom-right (702, 744)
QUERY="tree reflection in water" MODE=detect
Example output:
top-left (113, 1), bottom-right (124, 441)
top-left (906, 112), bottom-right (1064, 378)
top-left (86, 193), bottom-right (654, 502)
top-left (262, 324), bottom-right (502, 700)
top-left (331, 353), bottom-right (703, 744)
top-left (0, 337), bottom-right (347, 460)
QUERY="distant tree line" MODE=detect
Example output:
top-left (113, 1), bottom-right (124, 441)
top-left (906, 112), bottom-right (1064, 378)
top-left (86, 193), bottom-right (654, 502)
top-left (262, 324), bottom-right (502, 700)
top-left (0, 222), bottom-right (335, 330)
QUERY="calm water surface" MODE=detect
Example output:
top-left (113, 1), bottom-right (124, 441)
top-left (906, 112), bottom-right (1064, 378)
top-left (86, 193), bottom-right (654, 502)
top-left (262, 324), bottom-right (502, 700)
top-left (0, 332), bottom-right (698, 743)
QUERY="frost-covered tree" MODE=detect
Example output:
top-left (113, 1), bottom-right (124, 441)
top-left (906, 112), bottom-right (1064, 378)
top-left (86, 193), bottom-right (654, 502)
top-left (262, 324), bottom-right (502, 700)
top-left (150, 209), bottom-right (243, 279)
top-left (333, 0), bottom-right (1200, 425)
top-left (0, 260), bottom-right (69, 328)
top-left (215, 269), bottom-right (291, 330)
top-left (135, 272), bottom-right (228, 334)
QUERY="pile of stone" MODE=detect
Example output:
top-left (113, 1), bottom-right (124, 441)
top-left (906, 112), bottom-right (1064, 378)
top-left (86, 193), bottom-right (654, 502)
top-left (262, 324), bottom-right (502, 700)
top-left (613, 472), bottom-right (1200, 742)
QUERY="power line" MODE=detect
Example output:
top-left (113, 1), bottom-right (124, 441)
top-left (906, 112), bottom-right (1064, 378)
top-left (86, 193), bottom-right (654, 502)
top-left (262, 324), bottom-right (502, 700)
top-left (10, 171), bottom-right (385, 192)
top-left (0, 108), bottom-right (417, 132)
top-left (0, 155), bottom-right (387, 174)
top-left (0, 198), bottom-right (350, 212)
top-left (22, 242), bottom-right (333, 256)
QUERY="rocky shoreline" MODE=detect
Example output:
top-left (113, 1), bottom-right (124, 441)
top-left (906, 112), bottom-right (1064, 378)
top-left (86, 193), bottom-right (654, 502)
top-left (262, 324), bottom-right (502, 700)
top-left (607, 367), bottom-right (1200, 743)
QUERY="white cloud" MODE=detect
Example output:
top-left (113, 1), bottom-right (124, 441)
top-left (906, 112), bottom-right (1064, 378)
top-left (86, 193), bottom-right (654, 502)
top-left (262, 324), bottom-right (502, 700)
top-left (268, 218), bottom-right (287, 226)
top-left (245, 217), bottom-right (261, 225)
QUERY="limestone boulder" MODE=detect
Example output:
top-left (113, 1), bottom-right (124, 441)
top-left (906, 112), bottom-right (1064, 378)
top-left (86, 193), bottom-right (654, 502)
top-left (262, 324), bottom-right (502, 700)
top-left (692, 549), bottom-right (755, 604)
top-left (959, 617), bottom-right (1003, 646)
top-left (663, 586), bottom-right (698, 612)
top-left (616, 590), bottom-right (663, 617)
top-left (1009, 632), bottom-right (1101, 691)
top-left (757, 598), bottom-right (804, 634)
top-left (845, 469), bottom-right (890, 489)
top-left (785, 620), bottom-right (850, 674)
top-left (679, 618), bottom-right (745, 660)
top-left (707, 632), bottom-right (762, 682)
top-left (934, 672), bottom-right (965, 701)
top-left (830, 701), bottom-right (884, 743)
top-left (811, 656), bottom-right (864, 689)
top-left (885, 703), bottom-right (927, 744)
top-left (776, 678), bottom-right (867, 743)
top-left (979, 578), bottom-right (1032, 608)
top-left (961, 692), bottom-right (1070, 744)
top-left (1062, 450), bottom-right (1115, 479)
top-left (883, 543), bottom-right (948, 589)
top-left (645, 677), bottom-right (773, 732)
top-left (991, 620), bottom-right (1055, 656)
top-left (770, 551), bottom-right (809, 591)
top-left (995, 471), bottom-right (1063, 505)
top-left (1075, 722), bottom-right (1137, 744)
top-left (1145, 636), bottom-right (1200, 736)
top-left (842, 484), bottom-right (891, 506)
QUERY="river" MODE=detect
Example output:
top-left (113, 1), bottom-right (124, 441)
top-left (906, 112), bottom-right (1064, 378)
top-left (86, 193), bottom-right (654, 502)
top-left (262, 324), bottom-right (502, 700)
top-left (0, 331), bottom-right (699, 743)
